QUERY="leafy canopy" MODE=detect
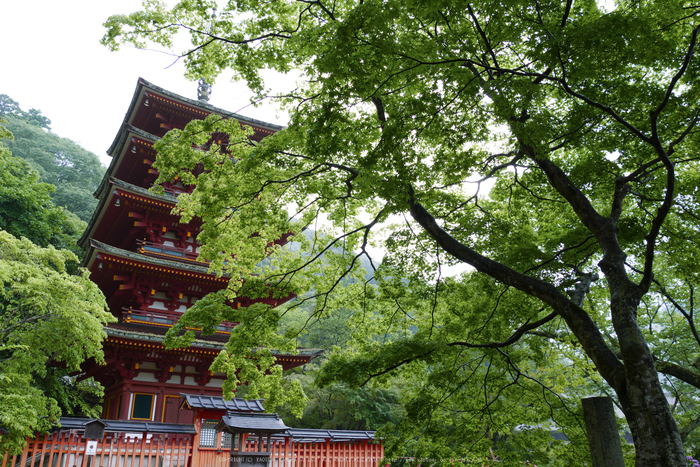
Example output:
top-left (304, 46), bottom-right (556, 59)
top-left (104, 0), bottom-right (700, 465)
top-left (0, 95), bottom-right (51, 130)
top-left (0, 123), bottom-right (113, 455)
top-left (0, 231), bottom-right (114, 455)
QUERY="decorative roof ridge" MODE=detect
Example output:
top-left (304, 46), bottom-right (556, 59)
top-left (105, 326), bottom-right (226, 350)
top-left (107, 78), bottom-right (283, 158)
top-left (90, 238), bottom-right (214, 276)
top-left (137, 78), bottom-right (284, 132)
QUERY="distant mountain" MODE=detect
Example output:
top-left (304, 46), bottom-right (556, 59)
top-left (285, 228), bottom-right (378, 283)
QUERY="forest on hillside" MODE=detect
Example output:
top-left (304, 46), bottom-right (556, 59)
top-left (0, 95), bottom-right (105, 223)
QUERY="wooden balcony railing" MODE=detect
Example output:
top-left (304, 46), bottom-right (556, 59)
top-left (136, 240), bottom-right (202, 264)
top-left (162, 186), bottom-right (192, 196)
top-left (122, 307), bottom-right (238, 334)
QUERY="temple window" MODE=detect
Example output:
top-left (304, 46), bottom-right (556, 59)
top-left (199, 419), bottom-right (219, 447)
top-left (130, 393), bottom-right (155, 420)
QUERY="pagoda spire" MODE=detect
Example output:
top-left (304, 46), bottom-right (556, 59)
top-left (197, 8), bottom-right (217, 102)
top-left (197, 78), bottom-right (212, 102)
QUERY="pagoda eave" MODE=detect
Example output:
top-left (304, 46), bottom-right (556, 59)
top-left (102, 327), bottom-right (318, 367)
top-left (102, 125), bottom-right (162, 188)
top-left (87, 240), bottom-right (219, 283)
top-left (79, 177), bottom-right (184, 249)
top-left (108, 79), bottom-right (283, 157)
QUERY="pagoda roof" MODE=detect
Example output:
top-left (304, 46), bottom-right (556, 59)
top-left (57, 417), bottom-right (197, 434)
top-left (107, 78), bottom-right (283, 159)
top-left (79, 176), bottom-right (178, 248)
top-left (109, 176), bottom-right (178, 204)
top-left (285, 428), bottom-right (377, 442)
top-left (180, 394), bottom-right (265, 412)
top-left (97, 125), bottom-right (161, 197)
top-left (87, 238), bottom-right (216, 278)
top-left (105, 326), bottom-right (227, 351)
top-left (103, 326), bottom-right (324, 360)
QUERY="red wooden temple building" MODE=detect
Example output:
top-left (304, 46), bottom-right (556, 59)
top-left (3, 79), bottom-right (383, 467)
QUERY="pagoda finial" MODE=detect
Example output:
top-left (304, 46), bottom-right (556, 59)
top-left (197, 78), bottom-right (212, 102)
top-left (197, 8), bottom-right (217, 102)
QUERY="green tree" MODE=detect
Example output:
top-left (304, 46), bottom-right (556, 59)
top-left (0, 125), bottom-right (111, 453)
top-left (104, 0), bottom-right (700, 465)
top-left (0, 96), bottom-right (105, 222)
top-left (0, 136), bottom-right (86, 257)
top-left (0, 95), bottom-right (50, 130)
top-left (0, 231), bottom-right (114, 455)
top-left (278, 299), bottom-right (403, 433)
top-left (277, 369), bottom-right (403, 431)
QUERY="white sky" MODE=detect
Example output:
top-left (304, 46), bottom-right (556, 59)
top-left (0, 1), bottom-right (287, 167)
top-left (0, 1), bottom-right (476, 274)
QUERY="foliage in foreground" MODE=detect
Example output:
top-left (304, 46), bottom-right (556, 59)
top-left (0, 231), bottom-right (114, 455)
top-left (277, 300), bottom-right (403, 432)
top-left (104, 0), bottom-right (700, 465)
top-left (0, 120), bottom-right (112, 454)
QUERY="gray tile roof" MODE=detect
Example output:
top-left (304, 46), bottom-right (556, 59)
top-left (106, 78), bottom-right (283, 165)
top-left (216, 412), bottom-right (289, 434)
top-left (54, 418), bottom-right (377, 442)
top-left (286, 428), bottom-right (376, 442)
top-left (181, 394), bottom-right (265, 412)
top-left (109, 176), bottom-right (179, 204)
top-left (105, 326), bottom-right (226, 350)
top-left (79, 175), bottom-right (180, 249)
top-left (98, 124), bottom-right (161, 197)
top-left (135, 78), bottom-right (284, 133)
top-left (57, 417), bottom-right (196, 434)
top-left (90, 238), bottom-right (215, 275)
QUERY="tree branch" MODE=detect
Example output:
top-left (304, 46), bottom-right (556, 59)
top-left (447, 311), bottom-right (558, 348)
top-left (656, 360), bottom-right (700, 389)
top-left (406, 187), bottom-right (625, 390)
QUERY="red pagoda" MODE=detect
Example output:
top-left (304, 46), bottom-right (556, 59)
top-left (3, 78), bottom-right (383, 467)
top-left (76, 78), bottom-right (318, 424)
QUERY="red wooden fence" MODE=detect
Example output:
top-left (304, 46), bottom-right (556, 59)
top-left (2, 432), bottom-right (192, 467)
top-left (198, 437), bottom-right (383, 467)
top-left (4, 433), bottom-right (382, 467)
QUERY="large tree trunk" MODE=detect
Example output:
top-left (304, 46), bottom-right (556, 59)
top-left (611, 289), bottom-right (687, 466)
top-left (618, 363), bottom-right (686, 466)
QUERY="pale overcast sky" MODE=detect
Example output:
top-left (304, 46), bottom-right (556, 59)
top-left (0, 1), bottom-right (288, 166)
